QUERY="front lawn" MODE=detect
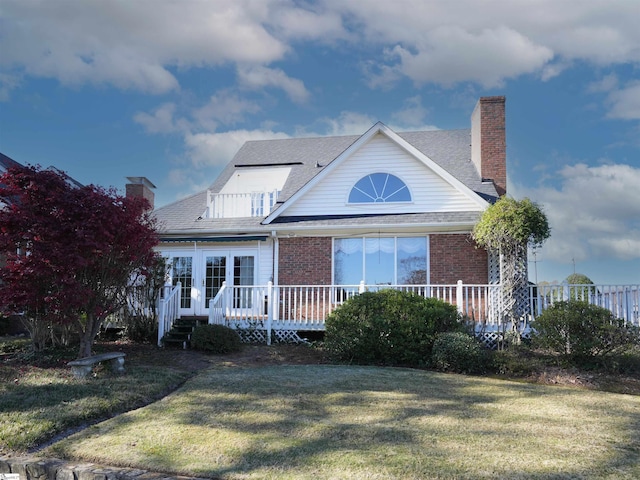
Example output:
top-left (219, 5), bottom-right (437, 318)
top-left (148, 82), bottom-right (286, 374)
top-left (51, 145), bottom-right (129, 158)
top-left (46, 364), bottom-right (640, 479)
top-left (0, 340), bottom-right (200, 453)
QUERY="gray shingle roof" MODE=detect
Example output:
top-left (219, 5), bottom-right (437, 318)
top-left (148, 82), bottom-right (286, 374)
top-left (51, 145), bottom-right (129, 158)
top-left (0, 152), bottom-right (22, 172)
top-left (154, 127), bottom-right (497, 235)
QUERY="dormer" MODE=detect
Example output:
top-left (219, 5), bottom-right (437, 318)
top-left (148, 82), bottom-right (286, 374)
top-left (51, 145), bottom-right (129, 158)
top-left (203, 165), bottom-right (292, 218)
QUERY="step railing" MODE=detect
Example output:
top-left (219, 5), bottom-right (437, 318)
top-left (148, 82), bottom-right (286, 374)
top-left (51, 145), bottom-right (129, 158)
top-left (157, 282), bottom-right (181, 347)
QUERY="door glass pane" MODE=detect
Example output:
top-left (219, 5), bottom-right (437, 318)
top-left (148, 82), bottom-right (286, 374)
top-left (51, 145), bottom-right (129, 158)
top-left (205, 256), bottom-right (226, 308)
top-left (172, 257), bottom-right (192, 308)
top-left (233, 256), bottom-right (254, 308)
top-left (365, 238), bottom-right (394, 285)
top-left (397, 237), bottom-right (427, 284)
top-left (334, 238), bottom-right (363, 285)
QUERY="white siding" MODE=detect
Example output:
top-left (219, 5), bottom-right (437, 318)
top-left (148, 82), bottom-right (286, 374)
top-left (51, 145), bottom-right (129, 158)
top-left (284, 133), bottom-right (481, 217)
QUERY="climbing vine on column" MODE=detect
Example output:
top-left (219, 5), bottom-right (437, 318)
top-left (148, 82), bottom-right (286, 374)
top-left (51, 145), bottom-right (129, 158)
top-left (472, 197), bottom-right (550, 345)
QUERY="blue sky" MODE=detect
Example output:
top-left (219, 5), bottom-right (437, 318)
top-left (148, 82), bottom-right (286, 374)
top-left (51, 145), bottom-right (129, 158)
top-left (1, 0), bottom-right (639, 285)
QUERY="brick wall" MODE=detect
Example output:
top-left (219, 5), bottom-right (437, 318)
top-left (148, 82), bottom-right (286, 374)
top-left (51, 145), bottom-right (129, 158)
top-left (429, 234), bottom-right (488, 284)
top-left (278, 237), bottom-right (332, 285)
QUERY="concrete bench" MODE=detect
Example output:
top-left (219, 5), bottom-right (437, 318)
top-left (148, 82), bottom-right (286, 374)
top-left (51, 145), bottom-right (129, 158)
top-left (67, 352), bottom-right (126, 379)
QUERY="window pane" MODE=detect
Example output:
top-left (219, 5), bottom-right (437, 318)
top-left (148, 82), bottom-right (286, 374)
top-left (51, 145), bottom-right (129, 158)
top-left (234, 256), bottom-right (254, 308)
top-left (172, 257), bottom-right (192, 308)
top-left (334, 238), bottom-right (363, 284)
top-left (349, 173), bottom-right (411, 203)
top-left (397, 237), bottom-right (427, 284)
top-left (205, 256), bottom-right (226, 308)
top-left (365, 238), bottom-right (394, 285)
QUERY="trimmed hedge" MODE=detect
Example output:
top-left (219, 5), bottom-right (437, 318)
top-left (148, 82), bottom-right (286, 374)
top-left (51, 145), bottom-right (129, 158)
top-left (324, 289), bottom-right (462, 366)
top-left (531, 300), bottom-right (640, 366)
top-left (431, 331), bottom-right (489, 374)
top-left (190, 324), bottom-right (242, 354)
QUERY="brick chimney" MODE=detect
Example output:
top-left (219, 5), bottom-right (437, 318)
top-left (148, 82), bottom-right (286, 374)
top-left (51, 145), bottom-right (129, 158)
top-left (471, 96), bottom-right (506, 196)
top-left (125, 176), bottom-right (155, 210)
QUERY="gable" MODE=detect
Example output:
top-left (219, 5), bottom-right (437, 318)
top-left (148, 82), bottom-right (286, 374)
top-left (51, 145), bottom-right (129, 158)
top-left (277, 131), bottom-right (486, 218)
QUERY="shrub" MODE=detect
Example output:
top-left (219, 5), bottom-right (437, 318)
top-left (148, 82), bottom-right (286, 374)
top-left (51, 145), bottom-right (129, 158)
top-left (123, 315), bottom-right (158, 343)
top-left (324, 289), bottom-right (462, 366)
top-left (531, 300), bottom-right (640, 366)
top-left (431, 332), bottom-right (489, 374)
top-left (489, 345), bottom-right (549, 376)
top-left (190, 324), bottom-right (242, 354)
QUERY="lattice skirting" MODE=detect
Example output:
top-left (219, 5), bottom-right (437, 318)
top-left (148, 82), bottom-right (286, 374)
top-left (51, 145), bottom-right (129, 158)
top-left (236, 327), bottom-right (529, 349)
top-left (235, 329), bottom-right (308, 344)
top-left (475, 330), bottom-right (532, 350)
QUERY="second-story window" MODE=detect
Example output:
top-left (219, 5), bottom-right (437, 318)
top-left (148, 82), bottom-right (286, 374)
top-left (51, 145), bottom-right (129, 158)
top-left (348, 173), bottom-right (411, 203)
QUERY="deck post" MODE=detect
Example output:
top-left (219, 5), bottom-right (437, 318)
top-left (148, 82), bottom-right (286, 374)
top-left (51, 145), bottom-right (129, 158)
top-left (359, 280), bottom-right (365, 294)
top-left (157, 286), bottom-right (167, 347)
top-left (456, 280), bottom-right (464, 315)
top-left (266, 281), bottom-right (273, 345)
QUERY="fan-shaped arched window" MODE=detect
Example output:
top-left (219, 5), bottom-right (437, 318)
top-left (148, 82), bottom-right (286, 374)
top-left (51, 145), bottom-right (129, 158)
top-left (348, 173), bottom-right (411, 203)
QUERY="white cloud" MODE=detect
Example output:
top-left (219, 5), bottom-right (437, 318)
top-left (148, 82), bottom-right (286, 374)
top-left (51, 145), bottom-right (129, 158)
top-left (514, 163), bottom-right (640, 264)
top-left (237, 65), bottom-right (310, 103)
top-left (134, 103), bottom-right (184, 134)
top-left (391, 96), bottom-right (429, 128)
top-left (2, 0), bottom-right (639, 95)
top-left (389, 26), bottom-right (553, 88)
top-left (192, 92), bottom-right (262, 131)
top-left (310, 111), bottom-right (377, 136)
top-left (0, 0), bottom-right (289, 93)
top-left (605, 83), bottom-right (640, 120)
top-left (0, 73), bottom-right (20, 101)
top-left (183, 129), bottom-right (290, 169)
top-left (588, 74), bottom-right (619, 93)
top-left (326, 0), bottom-right (640, 88)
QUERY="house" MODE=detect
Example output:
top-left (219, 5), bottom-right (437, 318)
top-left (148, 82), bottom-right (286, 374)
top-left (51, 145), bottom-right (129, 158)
top-left (147, 96), bottom-right (507, 341)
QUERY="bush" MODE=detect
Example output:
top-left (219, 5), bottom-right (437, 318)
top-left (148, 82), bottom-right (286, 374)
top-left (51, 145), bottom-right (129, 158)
top-left (324, 289), bottom-right (462, 366)
top-left (431, 332), bottom-right (489, 374)
top-left (489, 345), bottom-right (549, 376)
top-left (531, 300), bottom-right (640, 366)
top-left (190, 324), bottom-right (242, 354)
top-left (123, 315), bottom-right (158, 343)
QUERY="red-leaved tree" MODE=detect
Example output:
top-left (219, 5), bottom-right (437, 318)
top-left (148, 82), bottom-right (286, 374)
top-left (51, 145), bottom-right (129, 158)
top-left (0, 165), bottom-right (159, 358)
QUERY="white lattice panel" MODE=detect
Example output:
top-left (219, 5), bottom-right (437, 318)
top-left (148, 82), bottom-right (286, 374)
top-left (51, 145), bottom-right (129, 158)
top-left (235, 328), bottom-right (307, 345)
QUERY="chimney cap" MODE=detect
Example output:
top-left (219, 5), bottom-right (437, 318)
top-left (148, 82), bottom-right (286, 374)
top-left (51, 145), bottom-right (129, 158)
top-left (126, 176), bottom-right (156, 189)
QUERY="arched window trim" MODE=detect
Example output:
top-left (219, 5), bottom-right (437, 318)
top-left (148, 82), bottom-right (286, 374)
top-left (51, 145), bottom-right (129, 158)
top-left (348, 172), bottom-right (412, 204)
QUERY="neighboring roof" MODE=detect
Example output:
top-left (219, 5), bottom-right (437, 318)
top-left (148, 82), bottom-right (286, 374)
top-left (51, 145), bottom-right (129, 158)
top-left (154, 124), bottom-right (498, 235)
top-left (0, 152), bottom-right (22, 172)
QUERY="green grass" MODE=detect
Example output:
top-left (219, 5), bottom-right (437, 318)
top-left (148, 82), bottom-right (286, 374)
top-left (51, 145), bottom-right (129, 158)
top-left (46, 365), bottom-right (640, 479)
top-left (0, 354), bottom-right (191, 453)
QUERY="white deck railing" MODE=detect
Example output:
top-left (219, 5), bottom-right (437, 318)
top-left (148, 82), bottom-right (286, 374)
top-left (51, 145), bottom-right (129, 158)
top-left (208, 281), bottom-right (503, 342)
top-left (207, 190), bottom-right (279, 218)
top-left (530, 283), bottom-right (640, 325)
top-left (157, 282), bottom-right (181, 347)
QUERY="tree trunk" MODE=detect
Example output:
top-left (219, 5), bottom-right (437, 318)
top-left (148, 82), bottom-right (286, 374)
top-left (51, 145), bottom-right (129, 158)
top-left (77, 312), bottom-right (103, 359)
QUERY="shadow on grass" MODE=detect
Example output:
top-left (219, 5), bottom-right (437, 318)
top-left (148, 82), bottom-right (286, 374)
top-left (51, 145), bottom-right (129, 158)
top-left (46, 364), bottom-right (640, 479)
top-left (0, 364), bottom-right (190, 452)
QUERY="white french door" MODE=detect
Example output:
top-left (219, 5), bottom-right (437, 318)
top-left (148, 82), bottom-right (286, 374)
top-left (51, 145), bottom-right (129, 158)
top-left (197, 251), bottom-right (256, 316)
top-left (165, 249), bottom-right (257, 317)
top-left (169, 255), bottom-right (196, 316)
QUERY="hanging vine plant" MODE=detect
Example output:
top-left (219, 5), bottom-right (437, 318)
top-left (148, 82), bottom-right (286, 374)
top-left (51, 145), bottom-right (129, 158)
top-left (472, 197), bottom-right (550, 345)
